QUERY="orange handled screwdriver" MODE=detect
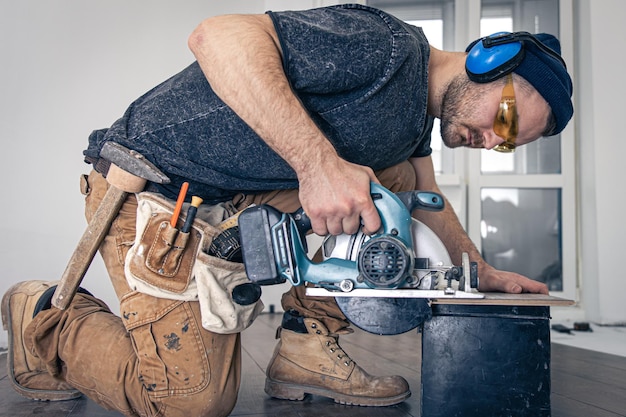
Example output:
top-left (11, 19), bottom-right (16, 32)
top-left (170, 182), bottom-right (189, 228)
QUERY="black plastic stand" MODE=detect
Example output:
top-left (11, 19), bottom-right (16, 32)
top-left (421, 304), bottom-right (552, 417)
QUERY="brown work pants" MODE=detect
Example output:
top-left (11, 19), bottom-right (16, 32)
top-left (23, 161), bottom-right (416, 417)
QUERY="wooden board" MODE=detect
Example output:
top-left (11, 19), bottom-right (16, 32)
top-left (431, 292), bottom-right (575, 306)
top-left (306, 287), bottom-right (575, 307)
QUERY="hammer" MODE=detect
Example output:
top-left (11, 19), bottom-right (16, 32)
top-left (52, 141), bottom-right (170, 309)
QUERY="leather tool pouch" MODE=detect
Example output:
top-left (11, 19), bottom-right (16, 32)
top-left (125, 192), bottom-right (263, 334)
top-left (129, 212), bottom-right (199, 293)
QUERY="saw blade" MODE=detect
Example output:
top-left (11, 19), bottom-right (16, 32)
top-left (329, 219), bottom-right (452, 335)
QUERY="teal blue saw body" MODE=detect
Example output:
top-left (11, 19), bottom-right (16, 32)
top-left (272, 183), bottom-right (437, 289)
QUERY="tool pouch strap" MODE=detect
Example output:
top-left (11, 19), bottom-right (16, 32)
top-left (124, 192), bottom-right (264, 334)
top-left (84, 154), bottom-right (113, 178)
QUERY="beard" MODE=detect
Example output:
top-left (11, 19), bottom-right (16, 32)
top-left (439, 75), bottom-right (489, 148)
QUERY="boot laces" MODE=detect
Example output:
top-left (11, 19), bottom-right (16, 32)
top-left (309, 321), bottom-right (353, 367)
top-left (325, 338), bottom-right (353, 367)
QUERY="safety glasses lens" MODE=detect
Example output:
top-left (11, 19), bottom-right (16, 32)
top-left (492, 74), bottom-right (518, 153)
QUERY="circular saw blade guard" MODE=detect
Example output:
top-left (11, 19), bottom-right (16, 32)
top-left (326, 219), bottom-right (452, 335)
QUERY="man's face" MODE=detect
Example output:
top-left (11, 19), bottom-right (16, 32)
top-left (439, 74), bottom-right (550, 150)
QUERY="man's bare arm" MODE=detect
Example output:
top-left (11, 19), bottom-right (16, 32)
top-left (188, 14), bottom-right (379, 236)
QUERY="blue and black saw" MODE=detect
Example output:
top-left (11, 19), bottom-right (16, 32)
top-left (238, 183), bottom-right (483, 335)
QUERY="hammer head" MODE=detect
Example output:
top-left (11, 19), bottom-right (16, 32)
top-left (100, 141), bottom-right (170, 184)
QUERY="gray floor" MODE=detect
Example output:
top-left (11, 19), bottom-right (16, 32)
top-left (1, 313), bottom-right (625, 417)
top-left (550, 319), bottom-right (626, 357)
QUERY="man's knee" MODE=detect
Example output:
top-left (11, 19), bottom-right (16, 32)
top-left (122, 296), bottom-right (242, 417)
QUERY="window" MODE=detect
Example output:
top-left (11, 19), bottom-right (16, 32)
top-left (481, 187), bottom-right (563, 291)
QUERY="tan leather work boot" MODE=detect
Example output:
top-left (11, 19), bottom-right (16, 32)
top-left (265, 317), bottom-right (410, 406)
top-left (1, 280), bottom-right (81, 401)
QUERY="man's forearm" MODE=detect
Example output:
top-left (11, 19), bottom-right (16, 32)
top-left (408, 156), bottom-right (487, 270)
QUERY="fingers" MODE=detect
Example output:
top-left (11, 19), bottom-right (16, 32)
top-left (326, 215), bottom-right (363, 236)
top-left (500, 280), bottom-right (523, 294)
top-left (479, 267), bottom-right (549, 295)
top-left (522, 279), bottom-right (549, 295)
top-left (309, 204), bottom-right (376, 236)
top-left (299, 163), bottom-right (381, 236)
top-left (507, 276), bottom-right (549, 294)
top-left (359, 203), bottom-right (381, 235)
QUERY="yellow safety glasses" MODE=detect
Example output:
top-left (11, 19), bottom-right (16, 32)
top-left (492, 74), bottom-right (519, 153)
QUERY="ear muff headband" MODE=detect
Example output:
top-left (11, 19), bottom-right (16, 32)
top-left (465, 31), bottom-right (566, 83)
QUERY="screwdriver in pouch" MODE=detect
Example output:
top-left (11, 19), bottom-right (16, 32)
top-left (181, 196), bottom-right (203, 233)
top-left (170, 182), bottom-right (189, 228)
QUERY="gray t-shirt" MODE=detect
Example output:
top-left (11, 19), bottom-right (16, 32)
top-left (85, 4), bottom-right (433, 202)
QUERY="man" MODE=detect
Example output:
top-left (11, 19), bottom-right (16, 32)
top-left (2, 4), bottom-right (572, 417)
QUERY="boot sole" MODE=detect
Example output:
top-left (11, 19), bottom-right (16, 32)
top-left (1, 281), bottom-right (82, 401)
top-left (265, 378), bottom-right (411, 407)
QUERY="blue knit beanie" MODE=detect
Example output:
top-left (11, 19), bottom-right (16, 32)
top-left (513, 33), bottom-right (573, 135)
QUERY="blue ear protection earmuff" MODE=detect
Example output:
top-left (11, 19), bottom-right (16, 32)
top-left (465, 31), bottom-right (566, 83)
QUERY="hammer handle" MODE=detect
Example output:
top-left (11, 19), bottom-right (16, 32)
top-left (52, 186), bottom-right (128, 309)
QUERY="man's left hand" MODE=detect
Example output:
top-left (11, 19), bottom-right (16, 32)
top-left (477, 264), bottom-right (549, 294)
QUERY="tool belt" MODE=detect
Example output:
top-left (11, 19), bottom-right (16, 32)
top-left (124, 192), bottom-right (263, 334)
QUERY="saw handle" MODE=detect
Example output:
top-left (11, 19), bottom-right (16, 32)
top-left (288, 188), bottom-right (444, 237)
top-left (395, 190), bottom-right (445, 212)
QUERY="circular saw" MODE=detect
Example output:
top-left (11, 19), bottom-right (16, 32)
top-left (238, 183), bottom-right (482, 335)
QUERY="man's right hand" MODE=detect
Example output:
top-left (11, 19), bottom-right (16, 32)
top-left (297, 157), bottom-right (381, 237)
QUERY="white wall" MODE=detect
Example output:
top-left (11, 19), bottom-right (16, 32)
top-left (576, 0), bottom-right (626, 325)
top-left (0, 0), bottom-right (347, 349)
top-left (0, 0), bottom-right (268, 348)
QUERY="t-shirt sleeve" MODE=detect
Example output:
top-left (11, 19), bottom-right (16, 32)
top-left (267, 7), bottom-right (394, 97)
top-left (411, 115), bottom-right (434, 158)
top-left (267, 6), bottom-right (433, 168)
